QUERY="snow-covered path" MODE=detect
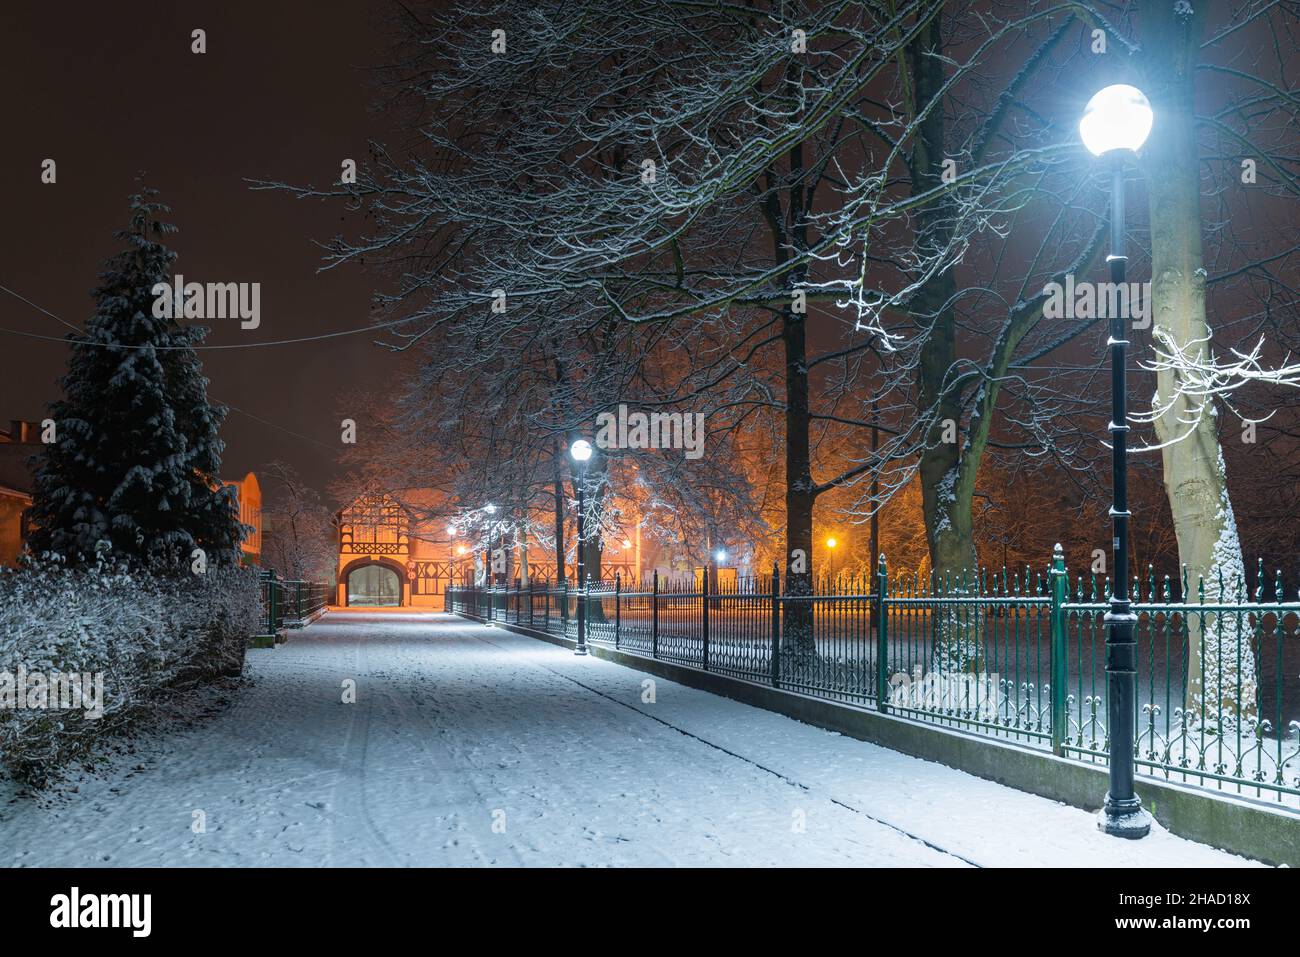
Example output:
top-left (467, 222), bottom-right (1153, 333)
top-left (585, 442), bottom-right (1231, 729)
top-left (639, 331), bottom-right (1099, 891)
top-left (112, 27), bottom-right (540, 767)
top-left (1, 611), bottom-right (1260, 867)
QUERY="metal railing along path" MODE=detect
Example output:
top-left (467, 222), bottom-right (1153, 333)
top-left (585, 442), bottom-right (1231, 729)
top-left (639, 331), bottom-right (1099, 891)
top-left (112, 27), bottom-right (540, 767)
top-left (255, 570), bottom-right (331, 641)
top-left (449, 547), bottom-right (1300, 810)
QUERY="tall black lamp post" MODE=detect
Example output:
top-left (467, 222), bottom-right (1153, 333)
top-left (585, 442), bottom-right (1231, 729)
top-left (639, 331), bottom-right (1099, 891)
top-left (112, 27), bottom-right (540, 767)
top-left (570, 439), bottom-right (593, 655)
top-left (1080, 83), bottom-right (1154, 839)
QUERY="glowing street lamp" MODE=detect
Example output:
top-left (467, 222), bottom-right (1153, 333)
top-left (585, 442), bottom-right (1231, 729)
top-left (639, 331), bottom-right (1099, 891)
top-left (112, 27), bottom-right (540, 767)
top-left (570, 439), bottom-right (593, 655)
top-left (1081, 83), bottom-right (1153, 840)
top-left (1079, 84), bottom-right (1153, 158)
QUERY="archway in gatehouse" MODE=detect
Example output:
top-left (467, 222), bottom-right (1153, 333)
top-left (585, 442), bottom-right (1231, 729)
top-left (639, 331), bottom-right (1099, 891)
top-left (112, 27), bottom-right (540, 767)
top-left (344, 561), bottom-right (403, 607)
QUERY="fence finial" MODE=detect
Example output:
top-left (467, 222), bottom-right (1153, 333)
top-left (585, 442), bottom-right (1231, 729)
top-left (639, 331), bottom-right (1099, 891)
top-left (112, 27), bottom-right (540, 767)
top-left (1051, 544), bottom-right (1065, 576)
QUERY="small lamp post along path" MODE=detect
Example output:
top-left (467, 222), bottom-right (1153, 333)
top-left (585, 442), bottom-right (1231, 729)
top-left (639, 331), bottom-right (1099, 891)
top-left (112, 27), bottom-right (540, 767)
top-left (1080, 83), bottom-right (1154, 839)
top-left (570, 439), bottom-right (593, 655)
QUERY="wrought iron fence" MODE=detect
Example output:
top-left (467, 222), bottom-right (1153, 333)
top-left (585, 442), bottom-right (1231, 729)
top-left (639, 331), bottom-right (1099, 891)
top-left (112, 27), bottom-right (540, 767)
top-left (448, 546), bottom-right (1300, 810)
top-left (257, 570), bottom-right (331, 638)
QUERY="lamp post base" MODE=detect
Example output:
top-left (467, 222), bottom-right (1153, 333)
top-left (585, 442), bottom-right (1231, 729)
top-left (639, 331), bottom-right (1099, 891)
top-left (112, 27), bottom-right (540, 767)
top-left (574, 645), bottom-right (589, 656)
top-left (1097, 796), bottom-right (1152, 839)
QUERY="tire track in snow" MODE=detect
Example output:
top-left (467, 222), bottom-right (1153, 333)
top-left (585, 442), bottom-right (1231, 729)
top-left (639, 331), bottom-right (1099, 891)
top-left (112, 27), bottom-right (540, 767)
top-left (466, 626), bottom-right (983, 868)
top-left (409, 632), bottom-right (684, 866)
top-left (326, 635), bottom-right (403, 866)
top-left (318, 623), bottom-right (529, 865)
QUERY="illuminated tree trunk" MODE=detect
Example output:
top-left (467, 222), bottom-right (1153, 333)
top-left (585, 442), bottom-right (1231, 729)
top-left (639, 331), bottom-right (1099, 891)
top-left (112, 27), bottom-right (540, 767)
top-left (1139, 0), bottom-right (1256, 723)
top-left (909, 15), bottom-right (980, 673)
top-left (917, 312), bottom-right (981, 675)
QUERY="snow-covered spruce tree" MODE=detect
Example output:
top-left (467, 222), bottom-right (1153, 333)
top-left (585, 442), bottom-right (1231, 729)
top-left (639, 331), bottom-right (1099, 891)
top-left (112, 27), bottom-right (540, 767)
top-left (27, 189), bottom-right (243, 571)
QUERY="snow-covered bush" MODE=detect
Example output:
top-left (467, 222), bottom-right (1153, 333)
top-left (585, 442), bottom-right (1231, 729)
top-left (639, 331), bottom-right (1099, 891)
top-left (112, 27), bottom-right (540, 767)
top-left (0, 559), bottom-right (260, 785)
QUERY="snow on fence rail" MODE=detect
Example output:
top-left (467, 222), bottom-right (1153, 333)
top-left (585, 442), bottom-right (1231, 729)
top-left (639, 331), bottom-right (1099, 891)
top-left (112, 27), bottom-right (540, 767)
top-left (255, 571), bottom-right (330, 640)
top-left (0, 561), bottom-right (261, 785)
top-left (449, 547), bottom-right (1300, 809)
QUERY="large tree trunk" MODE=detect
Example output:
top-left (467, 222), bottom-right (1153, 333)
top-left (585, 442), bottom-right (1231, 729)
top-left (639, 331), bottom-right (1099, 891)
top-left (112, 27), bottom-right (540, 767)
top-left (916, 301), bottom-right (976, 584)
top-left (764, 98), bottom-right (816, 656)
top-left (908, 15), bottom-right (980, 672)
top-left (916, 299), bottom-right (981, 675)
top-left (783, 297), bottom-right (816, 654)
top-left (582, 477), bottom-right (604, 586)
top-left (910, 14), bottom-right (976, 579)
top-left (1139, 0), bottom-right (1256, 724)
top-left (553, 455), bottom-right (566, 586)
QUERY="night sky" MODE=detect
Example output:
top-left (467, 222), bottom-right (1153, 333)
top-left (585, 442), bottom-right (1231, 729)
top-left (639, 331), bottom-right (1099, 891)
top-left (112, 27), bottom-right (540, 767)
top-left (1, 2), bottom-right (397, 502)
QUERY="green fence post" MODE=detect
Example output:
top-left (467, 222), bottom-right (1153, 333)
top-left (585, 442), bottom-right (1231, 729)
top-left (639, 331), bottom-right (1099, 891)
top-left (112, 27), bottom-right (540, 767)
top-left (269, 570), bottom-right (280, 638)
top-left (770, 561), bottom-right (781, 688)
top-left (876, 554), bottom-right (889, 711)
top-left (258, 570), bottom-right (268, 634)
top-left (651, 570), bottom-right (659, 659)
top-left (1050, 543), bottom-right (1068, 756)
top-left (614, 572), bottom-right (622, 649)
top-left (701, 566), bottom-right (710, 671)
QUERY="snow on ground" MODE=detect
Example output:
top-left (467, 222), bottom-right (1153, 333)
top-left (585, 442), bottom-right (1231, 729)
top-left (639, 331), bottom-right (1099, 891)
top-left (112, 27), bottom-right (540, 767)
top-left (0, 611), bottom-right (1263, 867)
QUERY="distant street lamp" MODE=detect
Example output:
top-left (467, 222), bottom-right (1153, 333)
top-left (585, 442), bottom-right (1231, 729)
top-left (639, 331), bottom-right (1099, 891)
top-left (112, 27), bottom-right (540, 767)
top-left (1080, 83), bottom-right (1153, 840)
top-left (826, 536), bottom-right (839, 581)
top-left (570, 439), bottom-right (593, 655)
top-left (711, 548), bottom-right (727, 592)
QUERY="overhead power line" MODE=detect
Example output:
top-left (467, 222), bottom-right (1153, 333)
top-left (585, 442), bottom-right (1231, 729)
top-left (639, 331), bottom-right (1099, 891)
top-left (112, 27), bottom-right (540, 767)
top-left (0, 281), bottom-right (418, 350)
top-left (1, 282), bottom-right (340, 452)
